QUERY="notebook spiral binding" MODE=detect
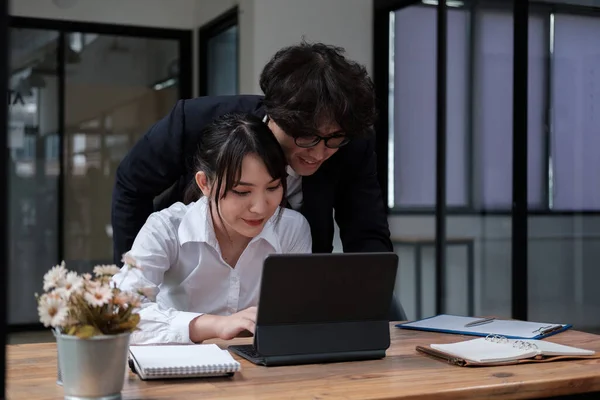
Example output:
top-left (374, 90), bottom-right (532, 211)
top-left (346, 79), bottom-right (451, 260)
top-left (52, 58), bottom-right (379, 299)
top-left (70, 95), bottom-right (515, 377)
top-left (485, 334), bottom-right (539, 350)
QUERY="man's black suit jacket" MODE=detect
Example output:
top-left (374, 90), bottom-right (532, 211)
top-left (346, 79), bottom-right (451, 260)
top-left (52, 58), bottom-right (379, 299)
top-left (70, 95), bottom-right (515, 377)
top-left (111, 95), bottom-right (392, 265)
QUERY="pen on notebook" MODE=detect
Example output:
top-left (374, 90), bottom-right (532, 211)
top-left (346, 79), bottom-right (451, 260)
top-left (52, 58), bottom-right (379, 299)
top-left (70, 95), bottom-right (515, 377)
top-left (464, 317), bottom-right (495, 327)
top-left (539, 325), bottom-right (563, 335)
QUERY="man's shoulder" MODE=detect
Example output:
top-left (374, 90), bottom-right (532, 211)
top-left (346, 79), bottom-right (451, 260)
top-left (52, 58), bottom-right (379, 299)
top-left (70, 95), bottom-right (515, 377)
top-left (338, 137), bottom-right (373, 158)
top-left (320, 136), bottom-right (374, 173)
top-left (182, 95), bottom-right (265, 119)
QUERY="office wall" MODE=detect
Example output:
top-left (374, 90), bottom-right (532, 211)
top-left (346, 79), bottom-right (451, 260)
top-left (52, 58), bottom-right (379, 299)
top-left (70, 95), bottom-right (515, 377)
top-left (250, 0), bottom-right (373, 93)
top-left (199, 0), bottom-right (374, 95)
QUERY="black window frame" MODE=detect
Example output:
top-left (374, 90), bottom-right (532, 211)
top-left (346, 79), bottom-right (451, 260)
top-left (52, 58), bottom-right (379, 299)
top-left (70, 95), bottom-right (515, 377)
top-left (198, 7), bottom-right (239, 97)
top-left (1, 0), bottom-right (9, 395)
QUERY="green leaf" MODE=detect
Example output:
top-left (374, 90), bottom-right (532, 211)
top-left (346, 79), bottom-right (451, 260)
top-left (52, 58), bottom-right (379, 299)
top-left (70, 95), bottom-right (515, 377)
top-left (75, 325), bottom-right (98, 339)
top-left (113, 314), bottom-right (141, 332)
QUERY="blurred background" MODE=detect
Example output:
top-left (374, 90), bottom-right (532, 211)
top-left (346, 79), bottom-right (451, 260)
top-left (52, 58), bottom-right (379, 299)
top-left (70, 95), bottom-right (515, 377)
top-left (4, 0), bottom-right (600, 338)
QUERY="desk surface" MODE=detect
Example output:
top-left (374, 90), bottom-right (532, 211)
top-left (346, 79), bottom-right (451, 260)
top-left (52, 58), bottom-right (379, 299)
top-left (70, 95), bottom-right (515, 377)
top-left (7, 323), bottom-right (600, 400)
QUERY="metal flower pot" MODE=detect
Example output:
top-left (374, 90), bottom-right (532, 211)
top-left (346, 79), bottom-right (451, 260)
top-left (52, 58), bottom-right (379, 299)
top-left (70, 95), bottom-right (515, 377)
top-left (55, 331), bottom-right (131, 400)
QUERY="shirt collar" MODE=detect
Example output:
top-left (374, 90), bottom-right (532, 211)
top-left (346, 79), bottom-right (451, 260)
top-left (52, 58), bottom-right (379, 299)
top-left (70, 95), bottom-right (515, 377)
top-left (178, 196), bottom-right (282, 252)
top-left (177, 197), bottom-right (217, 248)
top-left (264, 115), bottom-right (299, 180)
top-left (287, 165), bottom-right (300, 179)
top-left (249, 213), bottom-right (281, 252)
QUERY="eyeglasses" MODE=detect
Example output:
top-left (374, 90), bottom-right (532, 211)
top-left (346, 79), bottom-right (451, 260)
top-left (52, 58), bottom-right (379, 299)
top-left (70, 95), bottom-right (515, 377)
top-left (294, 134), bottom-right (350, 149)
top-left (265, 115), bottom-right (351, 149)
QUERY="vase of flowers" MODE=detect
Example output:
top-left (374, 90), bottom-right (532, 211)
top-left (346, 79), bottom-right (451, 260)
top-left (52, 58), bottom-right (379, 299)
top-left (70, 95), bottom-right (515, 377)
top-left (36, 255), bottom-right (144, 400)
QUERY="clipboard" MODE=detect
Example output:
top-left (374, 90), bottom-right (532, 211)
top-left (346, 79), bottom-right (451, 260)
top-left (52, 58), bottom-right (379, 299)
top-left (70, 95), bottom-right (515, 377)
top-left (396, 314), bottom-right (572, 340)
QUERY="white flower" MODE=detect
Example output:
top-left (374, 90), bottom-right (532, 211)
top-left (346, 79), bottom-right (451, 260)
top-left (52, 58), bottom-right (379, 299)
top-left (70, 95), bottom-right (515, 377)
top-left (38, 293), bottom-right (69, 327)
top-left (113, 291), bottom-right (142, 309)
top-left (61, 271), bottom-right (84, 297)
top-left (128, 294), bottom-right (142, 309)
top-left (84, 285), bottom-right (113, 307)
top-left (93, 264), bottom-right (121, 277)
top-left (112, 292), bottom-right (129, 307)
top-left (121, 253), bottom-right (140, 269)
top-left (84, 278), bottom-right (100, 290)
top-left (43, 262), bottom-right (67, 291)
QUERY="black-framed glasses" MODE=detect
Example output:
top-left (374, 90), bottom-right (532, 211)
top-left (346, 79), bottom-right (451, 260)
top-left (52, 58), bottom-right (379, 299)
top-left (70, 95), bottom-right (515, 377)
top-left (294, 134), bottom-right (350, 149)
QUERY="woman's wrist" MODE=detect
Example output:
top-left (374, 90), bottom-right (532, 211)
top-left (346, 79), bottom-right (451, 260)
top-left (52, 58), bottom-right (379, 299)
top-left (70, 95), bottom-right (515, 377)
top-left (189, 314), bottom-right (221, 343)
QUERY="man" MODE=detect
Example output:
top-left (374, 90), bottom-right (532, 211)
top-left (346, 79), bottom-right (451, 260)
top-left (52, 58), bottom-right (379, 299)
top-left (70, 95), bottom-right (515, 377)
top-left (112, 41), bottom-right (392, 265)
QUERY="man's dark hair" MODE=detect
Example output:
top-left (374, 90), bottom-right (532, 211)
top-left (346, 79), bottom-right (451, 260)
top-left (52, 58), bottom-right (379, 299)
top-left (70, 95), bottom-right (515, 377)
top-left (184, 113), bottom-right (288, 220)
top-left (259, 41), bottom-right (377, 139)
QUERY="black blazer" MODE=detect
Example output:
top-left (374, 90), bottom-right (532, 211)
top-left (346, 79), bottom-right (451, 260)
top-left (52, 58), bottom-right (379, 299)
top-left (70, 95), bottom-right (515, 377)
top-left (111, 95), bottom-right (392, 264)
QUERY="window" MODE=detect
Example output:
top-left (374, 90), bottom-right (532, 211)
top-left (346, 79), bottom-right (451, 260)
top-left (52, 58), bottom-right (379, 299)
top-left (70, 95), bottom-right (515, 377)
top-left (388, 4), bottom-right (549, 211)
top-left (390, 5), bottom-right (469, 208)
top-left (551, 13), bottom-right (600, 210)
top-left (199, 8), bottom-right (239, 96)
top-left (207, 25), bottom-right (238, 96)
top-left (472, 8), bottom-right (546, 209)
top-left (45, 134), bottom-right (59, 161)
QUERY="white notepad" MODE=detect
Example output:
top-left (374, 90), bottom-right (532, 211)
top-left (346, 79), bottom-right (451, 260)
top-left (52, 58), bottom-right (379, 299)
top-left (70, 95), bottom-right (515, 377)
top-left (429, 337), bottom-right (595, 364)
top-left (129, 344), bottom-right (241, 380)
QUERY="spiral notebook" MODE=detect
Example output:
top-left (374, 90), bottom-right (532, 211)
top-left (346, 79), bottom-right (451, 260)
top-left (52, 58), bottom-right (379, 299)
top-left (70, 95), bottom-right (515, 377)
top-left (417, 335), bottom-right (598, 367)
top-left (128, 344), bottom-right (241, 380)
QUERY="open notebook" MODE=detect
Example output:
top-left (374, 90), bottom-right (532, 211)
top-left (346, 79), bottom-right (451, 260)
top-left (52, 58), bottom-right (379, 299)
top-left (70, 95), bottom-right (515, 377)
top-left (417, 335), bottom-right (598, 367)
top-left (128, 344), bottom-right (241, 380)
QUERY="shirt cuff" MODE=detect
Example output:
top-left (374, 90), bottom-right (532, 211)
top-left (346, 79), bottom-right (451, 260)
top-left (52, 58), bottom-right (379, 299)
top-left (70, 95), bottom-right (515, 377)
top-left (171, 311), bottom-right (203, 344)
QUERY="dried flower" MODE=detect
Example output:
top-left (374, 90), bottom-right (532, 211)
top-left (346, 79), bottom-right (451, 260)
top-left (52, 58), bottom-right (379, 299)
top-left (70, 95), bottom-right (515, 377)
top-left (38, 293), bottom-right (69, 327)
top-left (93, 265), bottom-right (121, 277)
top-left (36, 258), bottom-right (143, 338)
top-left (43, 262), bottom-right (67, 291)
top-left (61, 271), bottom-right (84, 297)
top-left (113, 291), bottom-right (142, 309)
top-left (84, 285), bottom-right (113, 307)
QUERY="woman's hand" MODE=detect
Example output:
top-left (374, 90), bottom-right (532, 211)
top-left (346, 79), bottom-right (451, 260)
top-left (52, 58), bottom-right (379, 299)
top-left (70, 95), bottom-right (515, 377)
top-left (189, 307), bottom-right (257, 342)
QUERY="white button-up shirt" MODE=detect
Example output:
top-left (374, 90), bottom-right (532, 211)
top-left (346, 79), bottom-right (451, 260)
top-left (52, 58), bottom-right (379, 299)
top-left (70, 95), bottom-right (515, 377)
top-left (114, 197), bottom-right (312, 345)
top-left (286, 165), bottom-right (303, 210)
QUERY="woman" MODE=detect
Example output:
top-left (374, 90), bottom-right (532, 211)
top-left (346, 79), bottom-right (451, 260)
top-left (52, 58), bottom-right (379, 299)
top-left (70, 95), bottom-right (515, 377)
top-left (114, 113), bottom-right (312, 345)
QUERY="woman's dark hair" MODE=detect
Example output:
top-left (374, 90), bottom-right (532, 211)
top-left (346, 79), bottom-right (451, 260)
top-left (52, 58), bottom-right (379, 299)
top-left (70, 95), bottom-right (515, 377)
top-left (259, 40), bottom-right (377, 139)
top-left (183, 113), bottom-right (288, 217)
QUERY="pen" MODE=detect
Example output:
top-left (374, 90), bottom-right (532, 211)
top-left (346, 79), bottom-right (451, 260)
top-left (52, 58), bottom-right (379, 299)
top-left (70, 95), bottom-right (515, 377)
top-left (539, 325), bottom-right (563, 336)
top-left (464, 317), bottom-right (495, 327)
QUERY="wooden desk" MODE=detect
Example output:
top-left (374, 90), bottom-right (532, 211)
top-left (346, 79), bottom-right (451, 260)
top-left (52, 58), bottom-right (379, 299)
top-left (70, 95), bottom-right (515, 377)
top-left (7, 323), bottom-right (600, 400)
